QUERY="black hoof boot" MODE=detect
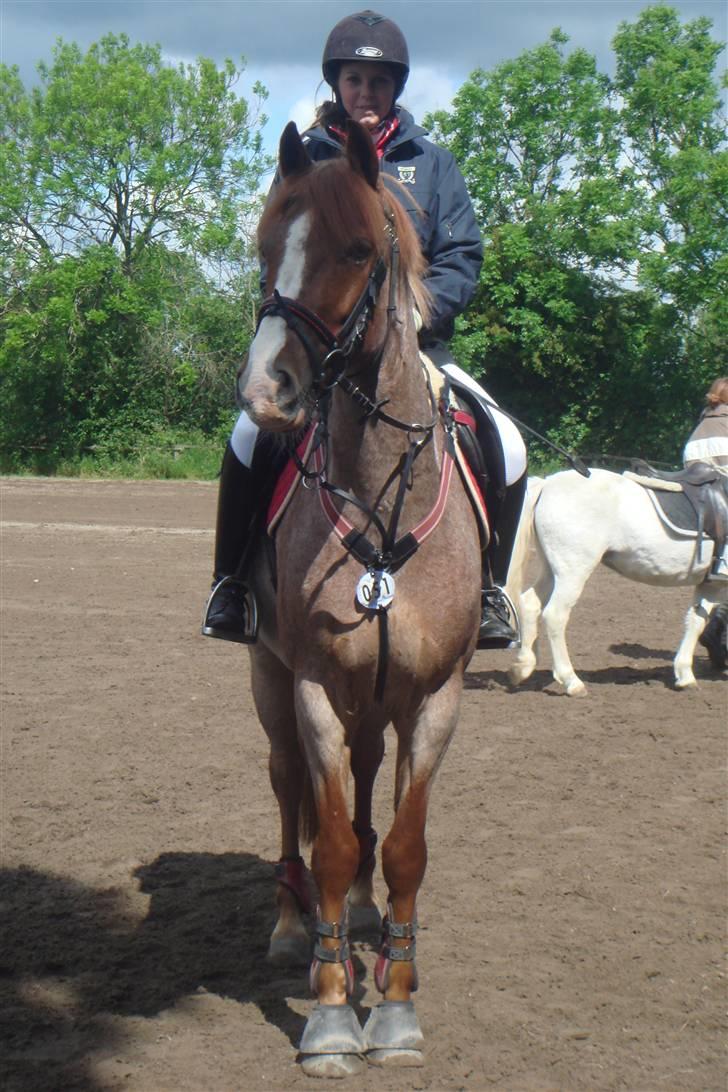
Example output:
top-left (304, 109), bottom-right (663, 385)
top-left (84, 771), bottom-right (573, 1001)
top-left (201, 577), bottom-right (258, 644)
top-left (477, 587), bottom-right (519, 649)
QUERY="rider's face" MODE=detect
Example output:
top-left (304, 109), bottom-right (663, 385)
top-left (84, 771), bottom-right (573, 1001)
top-left (337, 62), bottom-right (396, 129)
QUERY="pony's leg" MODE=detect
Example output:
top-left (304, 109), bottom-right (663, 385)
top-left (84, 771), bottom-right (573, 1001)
top-left (674, 586), bottom-right (725, 689)
top-left (508, 585), bottom-right (544, 685)
top-left (249, 645), bottom-right (311, 966)
top-left (364, 671), bottom-right (464, 1066)
top-left (294, 677), bottom-right (366, 1074)
top-left (349, 724), bottom-right (384, 931)
top-left (508, 534), bottom-right (552, 687)
top-left (541, 562), bottom-right (594, 697)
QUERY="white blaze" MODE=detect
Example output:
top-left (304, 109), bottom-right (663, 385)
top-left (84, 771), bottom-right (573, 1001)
top-left (247, 211), bottom-right (311, 376)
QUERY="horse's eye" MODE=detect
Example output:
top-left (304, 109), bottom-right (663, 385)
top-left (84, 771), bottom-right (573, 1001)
top-left (345, 240), bottom-right (373, 265)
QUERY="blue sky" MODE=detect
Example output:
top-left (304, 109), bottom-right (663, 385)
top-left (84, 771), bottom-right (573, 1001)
top-left (2, 0), bottom-right (725, 168)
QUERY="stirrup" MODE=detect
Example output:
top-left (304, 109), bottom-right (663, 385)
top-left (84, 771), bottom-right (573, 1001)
top-left (477, 586), bottom-right (520, 650)
top-left (201, 575), bottom-right (258, 643)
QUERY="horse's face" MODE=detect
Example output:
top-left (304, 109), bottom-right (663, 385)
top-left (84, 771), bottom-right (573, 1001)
top-left (237, 122), bottom-right (386, 433)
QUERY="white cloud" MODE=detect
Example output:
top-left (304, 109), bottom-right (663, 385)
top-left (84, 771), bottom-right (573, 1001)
top-left (401, 65), bottom-right (460, 123)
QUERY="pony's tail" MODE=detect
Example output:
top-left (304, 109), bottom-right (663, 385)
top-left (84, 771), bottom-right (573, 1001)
top-left (505, 476), bottom-right (545, 607)
top-left (299, 765), bottom-right (319, 847)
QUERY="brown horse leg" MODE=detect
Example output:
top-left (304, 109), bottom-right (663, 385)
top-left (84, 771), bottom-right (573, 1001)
top-left (365, 670), bottom-right (465, 1064)
top-left (349, 725), bottom-right (384, 931)
top-left (295, 677), bottom-right (367, 1073)
top-left (249, 645), bottom-right (310, 966)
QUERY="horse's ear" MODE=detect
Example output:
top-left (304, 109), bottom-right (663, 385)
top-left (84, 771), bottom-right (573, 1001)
top-left (279, 121), bottom-right (311, 178)
top-left (346, 120), bottom-right (379, 190)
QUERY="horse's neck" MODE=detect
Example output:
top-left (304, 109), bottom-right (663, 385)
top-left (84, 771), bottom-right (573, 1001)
top-left (326, 324), bottom-right (439, 502)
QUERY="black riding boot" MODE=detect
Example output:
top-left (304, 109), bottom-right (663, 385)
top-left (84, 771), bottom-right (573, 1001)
top-left (201, 443), bottom-right (262, 644)
top-left (477, 471), bottom-right (527, 649)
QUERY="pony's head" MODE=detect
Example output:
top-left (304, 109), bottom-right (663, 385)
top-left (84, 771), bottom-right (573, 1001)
top-left (237, 120), bottom-right (428, 433)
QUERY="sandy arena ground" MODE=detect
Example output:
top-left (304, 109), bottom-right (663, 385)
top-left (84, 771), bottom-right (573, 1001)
top-left (1, 476), bottom-right (726, 1092)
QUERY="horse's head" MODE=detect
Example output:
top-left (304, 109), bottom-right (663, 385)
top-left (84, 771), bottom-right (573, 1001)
top-left (237, 120), bottom-right (427, 433)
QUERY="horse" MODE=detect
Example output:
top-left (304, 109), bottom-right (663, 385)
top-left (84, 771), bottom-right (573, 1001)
top-left (236, 121), bottom-right (482, 1075)
top-left (507, 468), bottom-right (728, 696)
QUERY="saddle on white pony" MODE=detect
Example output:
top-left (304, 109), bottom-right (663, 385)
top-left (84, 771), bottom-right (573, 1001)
top-left (624, 459), bottom-right (728, 580)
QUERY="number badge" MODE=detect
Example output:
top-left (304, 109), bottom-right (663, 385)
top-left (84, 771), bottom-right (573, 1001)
top-left (356, 569), bottom-right (395, 611)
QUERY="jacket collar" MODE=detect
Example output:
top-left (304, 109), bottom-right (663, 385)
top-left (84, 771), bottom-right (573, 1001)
top-left (305, 106), bottom-right (427, 155)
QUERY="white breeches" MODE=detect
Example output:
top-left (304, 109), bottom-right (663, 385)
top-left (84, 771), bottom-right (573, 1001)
top-left (230, 411), bottom-right (259, 468)
top-left (439, 362), bottom-right (527, 487)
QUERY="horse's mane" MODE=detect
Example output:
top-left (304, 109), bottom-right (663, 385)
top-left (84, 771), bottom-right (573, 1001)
top-left (263, 157), bottom-right (431, 326)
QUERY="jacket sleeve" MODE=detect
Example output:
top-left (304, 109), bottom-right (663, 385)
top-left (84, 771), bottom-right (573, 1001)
top-left (420, 151), bottom-right (483, 342)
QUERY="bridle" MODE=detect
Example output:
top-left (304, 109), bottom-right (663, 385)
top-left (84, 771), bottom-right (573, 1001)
top-left (253, 203), bottom-right (437, 434)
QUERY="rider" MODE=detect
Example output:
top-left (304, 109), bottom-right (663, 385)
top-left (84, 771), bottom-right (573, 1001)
top-left (684, 377), bottom-right (728, 662)
top-left (202, 9), bottom-right (528, 649)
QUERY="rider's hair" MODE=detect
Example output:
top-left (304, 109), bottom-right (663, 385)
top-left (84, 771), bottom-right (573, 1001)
top-left (705, 377), bottom-right (728, 407)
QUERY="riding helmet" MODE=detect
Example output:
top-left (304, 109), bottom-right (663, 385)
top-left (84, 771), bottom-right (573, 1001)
top-left (322, 10), bottom-right (410, 99)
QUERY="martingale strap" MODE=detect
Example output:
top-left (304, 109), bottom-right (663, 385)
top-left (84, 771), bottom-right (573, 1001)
top-left (313, 435), bottom-right (457, 574)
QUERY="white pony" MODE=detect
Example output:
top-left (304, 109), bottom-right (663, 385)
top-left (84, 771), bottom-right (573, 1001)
top-left (507, 468), bottom-right (728, 695)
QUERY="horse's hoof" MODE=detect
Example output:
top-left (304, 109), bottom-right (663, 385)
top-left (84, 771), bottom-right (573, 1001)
top-left (300, 1003), bottom-right (366, 1057)
top-left (674, 677), bottom-right (698, 690)
top-left (564, 680), bottom-right (587, 697)
top-left (266, 932), bottom-right (311, 966)
top-left (363, 1000), bottom-right (424, 1066)
top-left (300, 1052), bottom-right (365, 1078)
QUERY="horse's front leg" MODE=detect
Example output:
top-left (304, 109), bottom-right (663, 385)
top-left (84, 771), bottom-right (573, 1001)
top-left (365, 670), bottom-right (464, 1067)
top-left (295, 677), bottom-right (367, 1076)
top-left (349, 721), bottom-right (385, 932)
top-left (249, 646), bottom-right (311, 966)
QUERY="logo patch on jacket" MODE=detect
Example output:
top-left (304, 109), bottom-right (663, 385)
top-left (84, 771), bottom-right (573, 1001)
top-left (397, 166), bottom-right (416, 185)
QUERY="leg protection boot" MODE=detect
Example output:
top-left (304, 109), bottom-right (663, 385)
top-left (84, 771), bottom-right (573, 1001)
top-left (201, 443), bottom-right (262, 643)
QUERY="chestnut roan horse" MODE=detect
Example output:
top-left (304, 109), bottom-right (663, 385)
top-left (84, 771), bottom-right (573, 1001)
top-left (237, 120), bottom-right (481, 1076)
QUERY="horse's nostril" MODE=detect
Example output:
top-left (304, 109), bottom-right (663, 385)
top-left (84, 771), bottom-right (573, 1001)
top-left (277, 369), bottom-right (293, 393)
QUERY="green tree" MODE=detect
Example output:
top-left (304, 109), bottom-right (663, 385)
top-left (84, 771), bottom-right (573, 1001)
top-left (612, 5), bottom-right (727, 374)
top-left (0, 35), bottom-right (272, 470)
top-left (0, 33), bottom-right (270, 280)
top-left (426, 8), bottom-right (726, 461)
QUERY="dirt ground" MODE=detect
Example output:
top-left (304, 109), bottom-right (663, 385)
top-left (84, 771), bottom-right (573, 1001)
top-left (1, 476), bottom-right (726, 1092)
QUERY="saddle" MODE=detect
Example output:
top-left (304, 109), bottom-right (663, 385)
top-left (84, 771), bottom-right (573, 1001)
top-left (626, 459), bottom-right (728, 566)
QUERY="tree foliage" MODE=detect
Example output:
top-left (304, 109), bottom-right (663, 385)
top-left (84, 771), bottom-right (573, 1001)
top-left (426, 5), bottom-right (726, 461)
top-left (0, 35), bottom-right (272, 468)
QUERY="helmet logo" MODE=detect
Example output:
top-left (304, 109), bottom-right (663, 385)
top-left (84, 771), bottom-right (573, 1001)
top-left (355, 46), bottom-right (383, 58)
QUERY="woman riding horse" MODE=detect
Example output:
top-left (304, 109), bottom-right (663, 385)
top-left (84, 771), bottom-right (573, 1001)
top-left (202, 8), bottom-right (528, 649)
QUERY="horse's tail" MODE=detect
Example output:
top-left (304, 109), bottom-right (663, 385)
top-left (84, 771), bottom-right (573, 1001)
top-left (299, 765), bottom-right (319, 846)
top-left (505, 476), bottom-right (545, 605)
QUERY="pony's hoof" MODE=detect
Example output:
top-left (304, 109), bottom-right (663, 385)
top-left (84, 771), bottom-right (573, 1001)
top-left (266, 931), bottom-right (311, 967)
top-left (300, 1053), bottom-right (365, 1078)
top-left (300, 1003), bottom-right (366, 1058)
top-left (364, 1000), bottom-right (424, 1066)
top-left (564, 680), bottom-right (587, 697)
top-left (508, 663), bottom-right (534, 686)
top-left (674, 677), bottom-right (698, 690)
